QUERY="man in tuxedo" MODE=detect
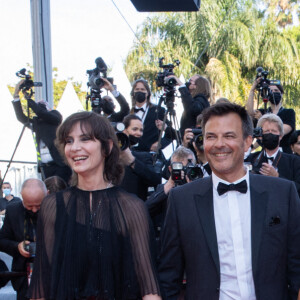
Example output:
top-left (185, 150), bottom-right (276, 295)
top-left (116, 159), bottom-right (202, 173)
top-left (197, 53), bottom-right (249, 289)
top-left (12, 80), bottom-right (72, 183)
top-left (159, 102), bottom-right (300, 299)
top-left (119, 114), bottom-right (161, 200)
top-left (246, 113), bottom-right (300, 196)
top-left (0, 178), bottom-right (47, 300)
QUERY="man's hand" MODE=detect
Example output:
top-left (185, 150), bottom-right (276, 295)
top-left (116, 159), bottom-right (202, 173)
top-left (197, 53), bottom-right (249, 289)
top-left (182, 128), bottom-right (194, 148)
top-left (253, 109), bottom-right (262, 120)
top-left (101, 78), bottom-right (114, 92)
top-left (18, 241), bottom-right (30, 258)
top-left (259, 163), bottom-right (279, 177)
top-left (155, 119), bottom-right (166, 131)
top-left (150, 141), bottom-right (159, 152)
top-left (13, 80), bottom-right (25, 99)
top-left (143, 294), bottom-right (161, 300)
top-left (119, 148), bottom-right (135, 167)
top-left (166, 75), bottom-right (182, 86)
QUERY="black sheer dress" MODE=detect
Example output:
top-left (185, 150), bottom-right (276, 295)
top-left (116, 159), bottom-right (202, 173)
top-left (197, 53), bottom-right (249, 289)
top-left (29, 186), bottom-right (160, 300)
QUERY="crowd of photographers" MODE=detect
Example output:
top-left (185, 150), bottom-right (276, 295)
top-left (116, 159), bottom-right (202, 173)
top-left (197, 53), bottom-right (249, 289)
top-left (1, 61), bottom-right (300, 299)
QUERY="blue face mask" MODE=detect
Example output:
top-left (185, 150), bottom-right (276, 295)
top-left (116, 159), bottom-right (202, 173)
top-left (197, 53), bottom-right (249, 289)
top-left (3, 188), bottom-right (11, 197)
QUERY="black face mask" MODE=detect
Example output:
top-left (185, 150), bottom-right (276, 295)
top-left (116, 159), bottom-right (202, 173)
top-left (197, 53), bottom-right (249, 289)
top-left (102, 100), bottom-right (114, 115)
top-left (25, 209), bottom-right (39, 220)
top-left (129, 135), bottom-right (140, 146)
top-left (268, 91), bottom-right (282, 105)
top-left (262, 133), bottom-right (280, 150)
top-left (134, 91), bottom-right (147, 104)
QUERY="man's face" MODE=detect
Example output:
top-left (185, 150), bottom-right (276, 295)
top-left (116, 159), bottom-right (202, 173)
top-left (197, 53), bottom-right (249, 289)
top-left (261, 121), bottom-right (281, 136)
top-left (2, 183), bottom-right (11, 196)
top-left (204, 113), bottom-right (252, 182)
top-left (22, 188), bottom-right (44, 213)
top-left (124, 119), bottom-right (143, 138)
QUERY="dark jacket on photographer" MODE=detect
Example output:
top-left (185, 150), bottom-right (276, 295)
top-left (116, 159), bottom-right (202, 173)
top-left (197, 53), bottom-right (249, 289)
top-left (179, 86), bottom-right (210, 136)
top-left (0, 201), bottom-right (37, 298)
top-left (12, 99), bottom-right (71, 182)
top-left (120, 150), bottom-right (161, 201)
top-left (246, 149), bottom-right (300, 197)
top-left (105, 90), bottom-right (130, 123)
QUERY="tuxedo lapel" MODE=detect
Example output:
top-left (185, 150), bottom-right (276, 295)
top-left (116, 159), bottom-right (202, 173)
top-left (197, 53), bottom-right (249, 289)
top-left (249, 174), bottom-right (269, 277)
top-left (194, 178), bottom-right (220, 274)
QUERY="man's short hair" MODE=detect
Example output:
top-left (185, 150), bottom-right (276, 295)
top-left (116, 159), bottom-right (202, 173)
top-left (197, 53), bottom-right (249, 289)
top-left (271, 83), bottom-right (284, 94)
top-left (202, 102), bottom-right (253, 139)
top-left (171, 146), bottom-right (196, 164)
top-left (123, 114), bottom-right (142, 129)
top-left (257, 113), bottom-right (284, 136)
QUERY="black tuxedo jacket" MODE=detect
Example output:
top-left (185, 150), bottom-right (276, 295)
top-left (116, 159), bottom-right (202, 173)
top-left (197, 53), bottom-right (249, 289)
top-left (12, 99), bottom-right (66, 166)
top-left (159, 174), bottom-right (300, 300)
top-left (0, 201), bottom-right (28, 293)
top-left (134, 105), bottom-right (169, 152)
top-left (120, 151), bottom-right (161, 201)
top-left (246, 150), bottom-right (300, 196)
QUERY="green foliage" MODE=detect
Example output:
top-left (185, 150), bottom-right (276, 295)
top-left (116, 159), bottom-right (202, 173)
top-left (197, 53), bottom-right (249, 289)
top-left (124, 0), bottom-right (300, 115)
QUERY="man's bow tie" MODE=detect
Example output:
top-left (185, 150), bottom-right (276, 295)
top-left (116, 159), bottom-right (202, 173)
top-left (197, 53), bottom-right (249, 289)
top-left (134, 107), bottom-right (145, 113)
top-left (266, 156), bottom-right (274, 161)
top-left (217, 180), bottom-right (248, 196)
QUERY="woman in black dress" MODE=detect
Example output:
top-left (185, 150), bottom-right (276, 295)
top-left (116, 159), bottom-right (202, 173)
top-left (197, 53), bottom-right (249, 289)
top-left (29, 111), bottom-right (161, 300)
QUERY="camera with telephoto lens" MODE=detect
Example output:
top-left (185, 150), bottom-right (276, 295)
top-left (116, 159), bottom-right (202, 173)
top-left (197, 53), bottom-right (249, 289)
top-left (171, 160), bottom-right (203, 185)
top-left (253, 127), bottom-right (263, 138)
top-left (86, 57), bottom-right (114, 90)
top-left (110, 122), bottom-right (130, 151)
top-left (24, 242), bottom-right (36, 257)
top-left (16, 68), bottom-right (42, 91)
top-left (156, 57), bottom-right (180, 90)
top-left (86, 57), bottom-right (114, 113)
top-left (191, 128), bottom-right (204, 151)
top-left (255, 67), bottom-right (281, 101)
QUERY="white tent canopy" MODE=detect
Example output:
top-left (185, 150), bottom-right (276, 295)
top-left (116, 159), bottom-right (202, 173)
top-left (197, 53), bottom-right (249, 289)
top-left (57, 81), bottom-right (84, 120)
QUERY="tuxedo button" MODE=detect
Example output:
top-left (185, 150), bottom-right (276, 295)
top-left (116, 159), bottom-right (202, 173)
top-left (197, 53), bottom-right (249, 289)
top-left (216, 287), bottom-right (220, 292)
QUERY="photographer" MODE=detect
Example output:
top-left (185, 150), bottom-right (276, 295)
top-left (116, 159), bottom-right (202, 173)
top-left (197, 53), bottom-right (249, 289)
top-left (100, 77), bottom-right (130, 122)
top-left (119, 114), bottom-right (162, 200)
top-left (12, 80), bottom-right (72, 183)
top-left (246, 114), bottom-right (300, 196)
top-left (0, 178), bottom-right (47, 300)
top-left (290, 130), bottom-right (300, 156)
top-left (130, 79), bottom-right (171, 152)
top-left (166, 75), bottom-right (211, 136)
top-left (182, 114), bottom-right (211, 176)
top-left (246, 78), bottom-right (295, 154)
top-left (146, 146), bottom-right (196, 248)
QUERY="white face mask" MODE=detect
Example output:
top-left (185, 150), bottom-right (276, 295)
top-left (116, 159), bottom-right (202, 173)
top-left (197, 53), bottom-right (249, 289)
top-left (3, 188), bottom-right (11, 196)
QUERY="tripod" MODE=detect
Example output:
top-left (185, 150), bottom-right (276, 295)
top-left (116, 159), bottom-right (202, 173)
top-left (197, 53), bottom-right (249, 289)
top-left (153, 89), bottom-right (182, 164)
top-left (1, 96), bottom-right (45, 186)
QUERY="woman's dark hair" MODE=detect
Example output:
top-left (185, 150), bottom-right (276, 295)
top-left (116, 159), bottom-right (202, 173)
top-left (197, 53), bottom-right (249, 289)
top-left (123, 114), bottom-right (142, 129)
top-left (202, 102), bottom-right (253, 139)
top-left (130, 79), bottom-right (152, 112)
top-left (44, 176), bottom-right (67, 194)
top-left (290, 130), bottom-right (300, 145)
top-left (56, 111), bottom-right (124, 185)
top-left (191, 75), bottom-right (211, 99)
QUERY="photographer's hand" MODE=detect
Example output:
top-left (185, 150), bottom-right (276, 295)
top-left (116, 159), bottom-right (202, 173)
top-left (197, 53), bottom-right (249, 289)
top-left (246, 78), bottom-right (261, 116)
top-left (18, 241), bottom-right (30, 258)
top-left (101, 78), bottom-right (114, 92)
top-left (13, 80), bottom-right (25, 99)
top-left (163, 177), bottom-right (176, 195)
top-left (182, 128), bottom-right (194, 148)
top-left (259, 163), bottom-right (279, 177)
top-left (166, 75), bottom-right (182, 86)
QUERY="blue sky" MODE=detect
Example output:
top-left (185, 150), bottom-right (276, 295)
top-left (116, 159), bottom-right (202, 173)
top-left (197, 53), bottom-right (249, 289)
top-left (0, 0), bottom-right (150, 87)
